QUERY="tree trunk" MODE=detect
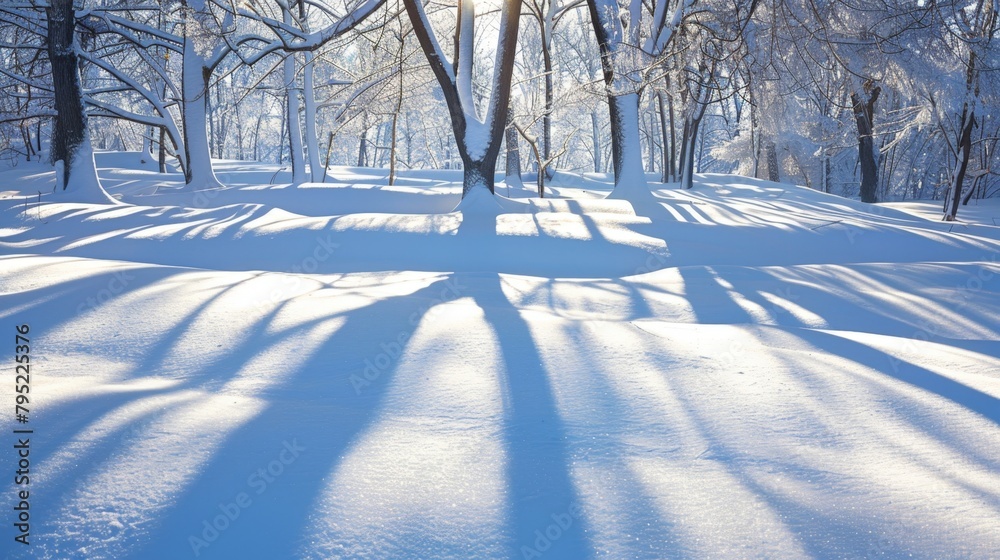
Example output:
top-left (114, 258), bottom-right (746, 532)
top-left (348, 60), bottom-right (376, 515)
top-left (678, 119), bottom-right (689, 186)
top-left (948, 48), bottom-right (981, 220)
top-left (647, 109), bottom-right (657, 174)
top-left (505, 111), bottom-right (523, 189)
top-left (155, 77), bottom-right (171, 173)
top-left (765, 141), bottom-right (779, 182)
top-left (947, 107), bottom-right (976, 220)
top-left (277, 95), bottom-right (287, 163)
top-left (605, 93), bottom-right (652, 199)
top-left (158, 126), bottom-right (167, 173)
top-left (667, 92), bottom-right (677, 182)
top-left (823, 155), bottom-right (831, 193)
top-left (295, 0), bottom-right (322, 182)
top-left (47, 0), bottom-right (115, 203)
top-left (357, 114), bottom-right (368, 167)
top-left (657, 91), bottom-right (671, 183)
top-left (388, 92), bottom-right (401, 187)
top-left (388, 27), bottom-right (405, 186)
top-left (253, 100), bottom-right (264, 162)
top-left (404, 113), bottom-right (413, 168)
top-left (283, 6), bottom-right (307, 185)
top-left (303, 51), bottom-right (321, 182)
top-left (208, 83), bottom-right (221, 158)
top-left (590, 111), bottom-right (602, 173)
top-left (962, 174), bottom-right (981, 206)
top-left (235, 93), bottom-right (244, 160)
top-left (541, 27), bottom-right (553, 185)
top-left (181, 39), bottom-right (224, 190)
top-left (585, 0), bottom-right (651, 201)
top-left (402, 0), bottom-right (522, 199)
top-left (22, 128), bottom-right (31, 162)
top-left (284, 59), bottom-right (306, 184)
top-left (851, 85), bottom-right (880, 203)
top-left (460, 156), bottom-right (496, 195)
top-left (680, 115), bottom-right (702, 190)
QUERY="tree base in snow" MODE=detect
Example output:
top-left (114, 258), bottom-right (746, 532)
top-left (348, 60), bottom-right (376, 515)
top-left (454, 185), bottom-right (504, 215)
top-left (606, 178), bottom-right (656, 204)
top-left (56, 150), bottom-right (121, 205)
top-left (174, 178), bottom-right (226, 192)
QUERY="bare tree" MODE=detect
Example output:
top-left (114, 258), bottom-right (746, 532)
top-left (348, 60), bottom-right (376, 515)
top-left (942, 0), bottom-right (997, 220)
top-left (522, 0), bottom-right (583, 191)
top-left (504, 110), bottom-right (524, 188)
top-left (851, 80), bottom-right (880, 202)
top-left (240, 0), bottom-right (388, 183)
top-left (402, 0), bottom-right (523, 199)
top-left (47, 0), bottom-right (115, 202)
top-left (586, 0), bottom-right (735, 199)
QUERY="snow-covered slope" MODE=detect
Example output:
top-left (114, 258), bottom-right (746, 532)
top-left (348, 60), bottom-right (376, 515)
top-left (1, 162), bottom-right (999, 559)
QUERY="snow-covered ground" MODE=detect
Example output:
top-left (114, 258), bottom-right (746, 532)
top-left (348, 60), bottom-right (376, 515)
top-left (2, 156), bottom-right (999, 559)
top-left (883, 198), bottom-right (1000, 229)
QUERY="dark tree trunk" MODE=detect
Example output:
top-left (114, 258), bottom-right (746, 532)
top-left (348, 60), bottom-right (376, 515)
top-left (961, 174), bottom-right (981, 205)
top-left (47, 0), bottom-right (87, 188)
top-left (46, 0), bottom-right (113, 203)
top-left (947, 107), bottom-right (976, 220)
top-left (766, 141), bottom-right (779, 182)
top-left (158, 126), bottom-right (167, 173)
top-left (460, 156), bottom-right (497, 195)
top-left (680, 115), bottom-right (703, 189)
top-left (677, 119), bottom-right (689, 186)
top-left (962, 120), bottom-right (986, 206)
top-left (851, 84), bottom-right (881, 203)
top-left (823, 156), bottom-right (831, 193)
top-left (21, 125), bottom-right (35, 162)
top-left (948, 50), bottom-right (980, 220)
top-left (607, 94), bottom-right (628, 181)
top-left (585, 0), bottom-right (649, 194)
top-left (402, 0), bottom-right (522, 197)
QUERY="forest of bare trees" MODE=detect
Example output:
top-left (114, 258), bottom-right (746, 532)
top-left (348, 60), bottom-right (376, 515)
top-left (1, 0), bottom-right (997, 214)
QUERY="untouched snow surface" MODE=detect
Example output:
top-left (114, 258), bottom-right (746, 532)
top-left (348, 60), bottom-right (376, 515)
top-left (2, 159), bottom-right (1000, 559)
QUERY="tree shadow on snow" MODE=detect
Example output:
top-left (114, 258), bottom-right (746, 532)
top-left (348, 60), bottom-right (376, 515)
top-left (472, 272), bottom-right (594, 558)
top-left (126, 275), bottom-right (463, 559)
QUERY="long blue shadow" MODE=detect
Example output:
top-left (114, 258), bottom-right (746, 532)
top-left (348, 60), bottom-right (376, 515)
top-left (127, 275), bottom-right (461, 559)
top-left (473, 273), bottom-right (593, 559)
top-left (796, 328), bottom-right (1000, 426)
